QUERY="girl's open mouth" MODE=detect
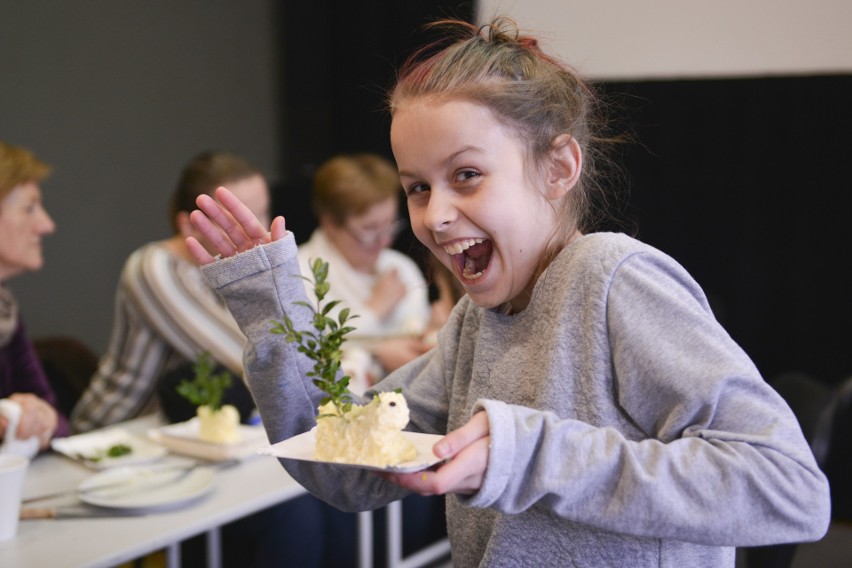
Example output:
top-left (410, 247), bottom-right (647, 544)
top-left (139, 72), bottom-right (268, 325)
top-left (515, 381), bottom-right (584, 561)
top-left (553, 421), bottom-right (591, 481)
top-left (444, 238), bottom-right (492, 281)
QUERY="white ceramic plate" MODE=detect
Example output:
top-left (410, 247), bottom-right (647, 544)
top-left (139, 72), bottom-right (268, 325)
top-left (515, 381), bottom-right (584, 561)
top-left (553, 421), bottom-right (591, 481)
top-left (258, 429), bottom-right (445, 473)
top-left (77, 464), bottom-right (215, 512)
top-left (148, 419), bottom-right (267, 462)
top-left (51, 428), bottom-right (168, 469)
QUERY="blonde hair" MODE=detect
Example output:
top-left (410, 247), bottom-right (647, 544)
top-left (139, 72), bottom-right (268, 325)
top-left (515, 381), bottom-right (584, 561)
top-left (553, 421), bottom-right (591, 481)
top-left (389, 17), bottom-right (616, 261)
top-left (0, 141), bottom-right (52, 202)
top-left (312, 153), bottom-right (400, 225)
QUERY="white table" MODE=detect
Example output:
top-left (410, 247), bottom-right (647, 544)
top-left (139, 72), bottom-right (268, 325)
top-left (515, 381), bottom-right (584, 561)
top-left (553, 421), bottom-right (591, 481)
top-left (0, 416), bottom-right (307, 568)
top-left (0, 416), bottom-right (450, 568)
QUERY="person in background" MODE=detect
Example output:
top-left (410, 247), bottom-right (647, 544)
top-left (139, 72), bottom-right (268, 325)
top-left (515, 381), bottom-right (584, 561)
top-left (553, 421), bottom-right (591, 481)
top-left (423, 253), bottom-right (466, 346)
top-left (300, 153), bottom-right (447, 558)
top-left (73, 150), bottom-right (344, 567)
top-left (0, 141), bottom-right (69, 449)
top-left (70, 151), bottom-right (265, 432)
top-left (299, 153), bottom-right (432, 393)
top-left (187, 16), bottom-right (830, 567)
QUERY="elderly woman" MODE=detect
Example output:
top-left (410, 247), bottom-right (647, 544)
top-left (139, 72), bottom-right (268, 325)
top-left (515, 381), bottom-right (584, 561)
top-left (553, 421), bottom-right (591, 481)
top-left (299, 153), bottom-right (433, 393)
top-left (0, 141), bottom-right (69, 450)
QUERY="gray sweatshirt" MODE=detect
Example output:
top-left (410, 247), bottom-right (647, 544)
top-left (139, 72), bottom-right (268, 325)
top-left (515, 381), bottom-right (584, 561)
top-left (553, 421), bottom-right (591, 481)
top-left (202, 231), bottom-right (830, 568)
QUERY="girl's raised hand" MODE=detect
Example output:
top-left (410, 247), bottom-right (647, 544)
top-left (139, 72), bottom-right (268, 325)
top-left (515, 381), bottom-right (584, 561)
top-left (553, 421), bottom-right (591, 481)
top-left (186, 186), bottom-right (287, 265)
top-left (381, 411), bottom-right (490, 496)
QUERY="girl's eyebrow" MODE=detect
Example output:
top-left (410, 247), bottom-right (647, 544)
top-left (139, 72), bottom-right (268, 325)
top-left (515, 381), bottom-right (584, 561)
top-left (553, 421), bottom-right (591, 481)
top-left (398, 145), bottom-right (482, 179)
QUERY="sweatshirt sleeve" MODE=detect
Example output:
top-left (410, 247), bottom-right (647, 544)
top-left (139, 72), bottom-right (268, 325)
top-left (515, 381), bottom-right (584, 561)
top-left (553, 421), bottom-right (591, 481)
top-left (467, 251), bottom-right (830, 547)
top-left (202, 234), bottom-right (432, 511)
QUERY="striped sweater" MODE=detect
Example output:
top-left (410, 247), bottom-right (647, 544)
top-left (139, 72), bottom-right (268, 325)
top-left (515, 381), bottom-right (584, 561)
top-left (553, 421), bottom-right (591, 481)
top-left (71, 241), bottom-right (245, 432)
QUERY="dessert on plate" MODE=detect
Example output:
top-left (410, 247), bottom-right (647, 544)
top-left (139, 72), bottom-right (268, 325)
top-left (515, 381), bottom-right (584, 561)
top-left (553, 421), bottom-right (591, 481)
top-left (176, 352), bottom-right (241, 444)
top-left (272, 258), bottom-right (416, 467)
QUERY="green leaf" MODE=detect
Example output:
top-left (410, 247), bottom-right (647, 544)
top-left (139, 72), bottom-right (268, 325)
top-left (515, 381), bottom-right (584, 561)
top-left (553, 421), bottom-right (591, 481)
top-left (176, 351), bottom-right (234, 410)
top-left (272, 257), bottom-right (362, 416)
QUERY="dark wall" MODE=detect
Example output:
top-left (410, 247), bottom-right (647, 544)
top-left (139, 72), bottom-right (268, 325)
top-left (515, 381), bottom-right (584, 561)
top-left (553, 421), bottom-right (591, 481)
top-left (276, 1), bottom-right (475, 255)
top-left (600, 76), bottom-right (852, 385)
top-left (278, 5), bottom-right (850, 385)
top-left (0, 1), bottom-right (281, 354)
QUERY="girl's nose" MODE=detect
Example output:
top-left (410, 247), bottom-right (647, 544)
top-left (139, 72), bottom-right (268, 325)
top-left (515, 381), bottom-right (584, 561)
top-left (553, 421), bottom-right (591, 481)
top-left (423, 189), bottom-right (457, 231)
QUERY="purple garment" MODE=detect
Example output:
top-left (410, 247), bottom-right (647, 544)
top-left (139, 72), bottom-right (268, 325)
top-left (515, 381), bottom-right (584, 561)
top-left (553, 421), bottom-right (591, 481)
top-left (0, 319), bottom-right (70, 438)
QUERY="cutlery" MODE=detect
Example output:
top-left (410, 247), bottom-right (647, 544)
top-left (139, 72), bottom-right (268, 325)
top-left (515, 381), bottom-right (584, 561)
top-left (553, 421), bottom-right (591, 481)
top-left (20, 506), bottom-right (140, 520)
top-left (21, 459), bottom-right (236, 504)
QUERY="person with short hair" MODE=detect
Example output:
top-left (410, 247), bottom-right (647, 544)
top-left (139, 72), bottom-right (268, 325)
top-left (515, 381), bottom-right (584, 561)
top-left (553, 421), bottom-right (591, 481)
top-left (0, 141), bottom-right (68, 449)
top-left (299, 153), bottom-right (432, 392)
top-left (71, 151), bottom-right (268, 432)
top-left (74, 150), bottom-right (348, 567)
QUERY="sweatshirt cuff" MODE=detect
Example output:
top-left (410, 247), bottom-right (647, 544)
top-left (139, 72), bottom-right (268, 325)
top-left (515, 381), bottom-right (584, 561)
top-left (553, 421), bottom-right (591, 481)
top-left (201, 233), bottom-right (297, 290)
top-left (459, 398), bottom-right (515, 509)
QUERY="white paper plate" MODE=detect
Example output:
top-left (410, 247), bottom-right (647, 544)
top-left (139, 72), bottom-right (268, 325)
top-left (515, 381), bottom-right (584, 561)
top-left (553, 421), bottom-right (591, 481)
top-left (51, 428), bottom-right (168, 469)
top-left (148, 419), bottom-right (267, 462)
top-left (77, 464), bottom-right (215, 512)
top-left (258, 429), bottom-right (445, 473)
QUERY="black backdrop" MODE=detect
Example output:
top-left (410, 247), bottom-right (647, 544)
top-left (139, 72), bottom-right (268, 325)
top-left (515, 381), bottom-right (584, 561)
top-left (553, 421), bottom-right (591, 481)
top-left (600, 76), bottom-right (852, 386)
top-left (275, 1), bottom-right (475, 248)
top-left (276, 4), bottom-right (852, 386)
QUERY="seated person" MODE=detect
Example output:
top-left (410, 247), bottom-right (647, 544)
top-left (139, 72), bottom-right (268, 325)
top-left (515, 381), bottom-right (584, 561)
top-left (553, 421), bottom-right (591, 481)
top-left (71, 151), bottom-right (266, 432)
top-left (72, 150), bottom-right (353, 567)
top-left (0, 141), bottom-right (69, 449)
top-left (302, 153), bottom-right (448, 558)
top-left (299, 153), bottom-right (432, 393)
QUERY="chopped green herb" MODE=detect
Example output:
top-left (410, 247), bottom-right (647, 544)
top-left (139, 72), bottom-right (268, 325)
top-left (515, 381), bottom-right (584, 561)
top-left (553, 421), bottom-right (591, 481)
top-left (79, 443), bottom-right (134, 463)
top-left (106, 443), bottom-right (132, 458)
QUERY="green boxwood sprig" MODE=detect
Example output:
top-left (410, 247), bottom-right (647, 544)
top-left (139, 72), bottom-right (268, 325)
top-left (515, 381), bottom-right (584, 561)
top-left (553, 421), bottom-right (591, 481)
top-left (270, 258), bottom-right (358, 418)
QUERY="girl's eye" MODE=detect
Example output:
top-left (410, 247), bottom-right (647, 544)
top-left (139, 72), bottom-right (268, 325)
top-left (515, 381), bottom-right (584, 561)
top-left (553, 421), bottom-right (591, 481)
top-left (454, 170), bottom-right (480, 183)
top-left (406, 182), bottom-right (430, 196)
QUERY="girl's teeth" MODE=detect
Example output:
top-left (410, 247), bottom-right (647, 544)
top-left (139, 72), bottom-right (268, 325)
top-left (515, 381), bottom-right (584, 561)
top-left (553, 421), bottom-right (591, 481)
top-left (462, 257), bottom-right (482, 280)
top-left (443, 238), bottom-right (483, 256)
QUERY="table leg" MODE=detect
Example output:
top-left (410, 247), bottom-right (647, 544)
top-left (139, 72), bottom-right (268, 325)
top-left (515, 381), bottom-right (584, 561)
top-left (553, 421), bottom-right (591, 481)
top-left (357, 510), bottom-right (373, 568)
top-left (387, 500), bottom-right (403, 568)
top-left (166, 542), bottom-right (180, 568)
top-left (206, 527), bottom-right (222, 568)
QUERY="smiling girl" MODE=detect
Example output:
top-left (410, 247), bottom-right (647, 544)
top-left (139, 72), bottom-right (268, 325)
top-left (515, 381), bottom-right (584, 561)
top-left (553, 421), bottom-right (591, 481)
top-left (185, 17), bottom-right (829, 567)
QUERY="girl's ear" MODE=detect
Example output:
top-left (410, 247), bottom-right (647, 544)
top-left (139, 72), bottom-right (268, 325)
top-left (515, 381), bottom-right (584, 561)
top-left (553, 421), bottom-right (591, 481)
top-left (544, 134), bottom-right (582, 200)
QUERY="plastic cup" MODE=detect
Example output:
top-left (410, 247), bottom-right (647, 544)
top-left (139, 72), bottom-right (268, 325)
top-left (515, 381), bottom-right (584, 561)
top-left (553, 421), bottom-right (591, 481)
top-left (0, 454), bottom-right (29, 542)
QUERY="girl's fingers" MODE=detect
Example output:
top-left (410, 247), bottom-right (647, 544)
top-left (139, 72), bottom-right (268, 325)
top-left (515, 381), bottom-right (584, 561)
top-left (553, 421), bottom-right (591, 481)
top-left (381, 435), bottom-right (490, 496)
top-left (381, 412), bottom-right (491, 496)
top-left (194, 192), bottom-right (252, 251)
top-left (187, 190), bottom-right (288, 264)
top-left (434, 411), bottom-right (490, 459)
top-left (214, 187), bottom-right (270, 247)
top-left (271, 216), bottom-right (287, 240)
top-left (429, 436), bottom-right (489, 493)
top-left (189, 209), bottom-right (238, 258)
top-left (186, 235), bottom-right (216, 265)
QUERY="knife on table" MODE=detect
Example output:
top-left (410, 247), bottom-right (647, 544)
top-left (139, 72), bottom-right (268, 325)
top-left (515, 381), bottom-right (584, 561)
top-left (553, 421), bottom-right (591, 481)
top-left (20, 506), bottom-right (142, 519)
